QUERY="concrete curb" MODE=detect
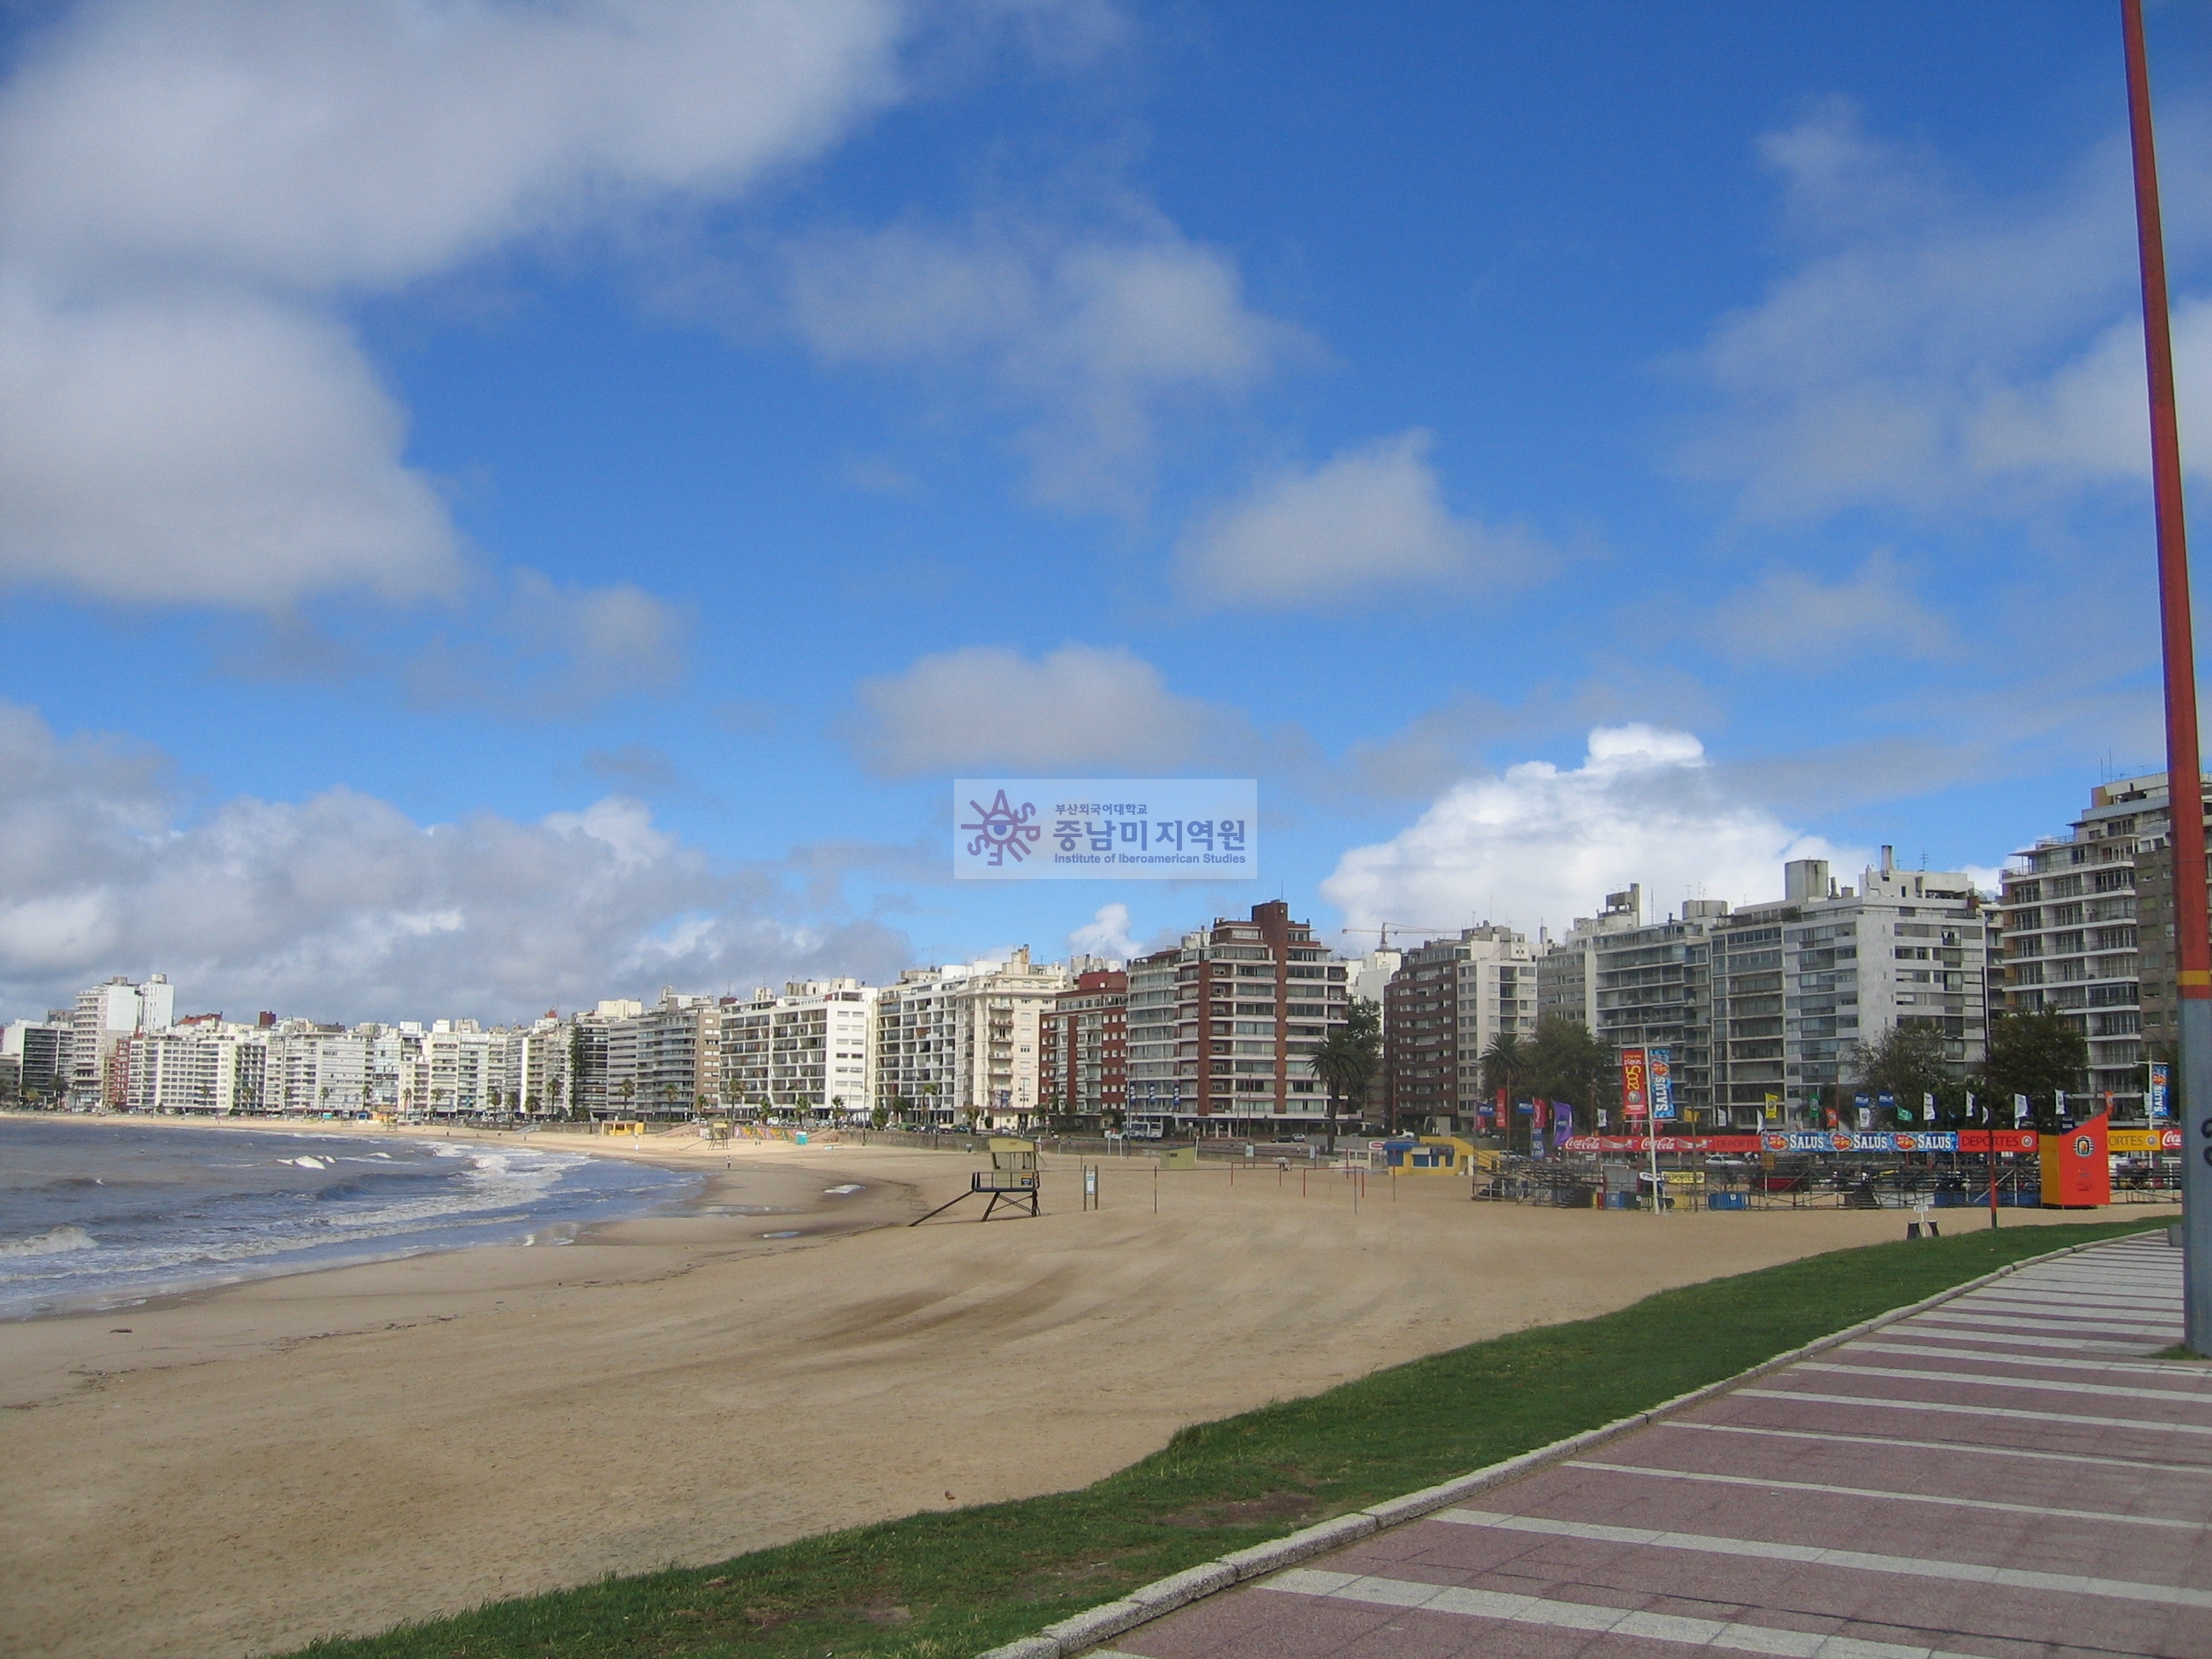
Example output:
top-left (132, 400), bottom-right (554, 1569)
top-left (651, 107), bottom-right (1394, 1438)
top-left (972, 1229), bottom-right (2138, 1659)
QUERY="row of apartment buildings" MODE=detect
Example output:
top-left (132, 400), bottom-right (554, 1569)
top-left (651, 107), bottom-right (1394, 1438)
top-left (5, 775), bottom-right (2188, 1133)
top-left (0, 904), bottom-right (1356, 1136)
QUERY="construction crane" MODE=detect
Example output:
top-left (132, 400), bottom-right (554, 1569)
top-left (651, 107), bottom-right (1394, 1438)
top-left (1337, 923), bottom-right (1455, 951)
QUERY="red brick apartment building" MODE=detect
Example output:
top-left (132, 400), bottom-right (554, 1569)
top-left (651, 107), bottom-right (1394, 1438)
top-left (1040, 968), bottom-right (1127, 1126)
top-left (1126, 900), bottom-right (1350, 1136)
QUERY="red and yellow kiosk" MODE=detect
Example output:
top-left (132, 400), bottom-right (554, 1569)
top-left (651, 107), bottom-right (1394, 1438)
top-left (2039, 1113), bottom-right (2110, 1208)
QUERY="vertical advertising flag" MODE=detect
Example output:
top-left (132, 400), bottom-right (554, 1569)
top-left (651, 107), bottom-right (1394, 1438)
top-left (2013, 1093), bottom-right (2030, 1126)
top-left (1877, 1090), bottom-right (1898, 1124)
top-left (1854, 1092), bottom-right (1872, 1132)
top-left (1648, 1047), bottom-right (1675, 1121)
top-left (1762, 1092), bottom-right (1782, 1123)
top-left (1923, 1091), bottom-right (1937, 1125)
top-left (1620, 1047), bottom-right (1650, 1119)
top-left (2151, 1062), bottom-right (2172, 1121)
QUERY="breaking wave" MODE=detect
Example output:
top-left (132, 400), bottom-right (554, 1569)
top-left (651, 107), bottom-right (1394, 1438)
top-left (0, 1225), bottom-right (97, 1259)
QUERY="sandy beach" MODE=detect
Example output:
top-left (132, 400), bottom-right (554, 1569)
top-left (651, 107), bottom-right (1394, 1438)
top-left (0, 1120), bottom-right (2164, 1659)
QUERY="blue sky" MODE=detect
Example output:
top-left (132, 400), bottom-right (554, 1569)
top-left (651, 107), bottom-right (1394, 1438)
top-left (3, 0), bottom-right (2210, 1023)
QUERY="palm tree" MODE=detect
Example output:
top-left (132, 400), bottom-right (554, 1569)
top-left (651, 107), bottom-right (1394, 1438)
top-left (1480, 1031), bottom-right (1525, 1150)
top-left (1311, 1001), bottom-right (1382, 1153)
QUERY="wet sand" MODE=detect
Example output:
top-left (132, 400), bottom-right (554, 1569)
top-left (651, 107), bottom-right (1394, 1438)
top-left (0, 1123), bottom-right (2163, 1659)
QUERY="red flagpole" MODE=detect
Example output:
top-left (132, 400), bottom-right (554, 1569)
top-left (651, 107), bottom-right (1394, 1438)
top-left (2122, 0), bottom-right (2211, 1353)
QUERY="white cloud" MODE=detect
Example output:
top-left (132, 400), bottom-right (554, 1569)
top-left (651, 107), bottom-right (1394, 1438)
top-left (0, 701), bottom-right (909, 1022)
top-left (1681, 98), bottom-right (2212, 520)
top-left (0, 0), bottom-right (915, 606)
top-left (400, 569), bottom-right (689, 717)
top-left (1067, 901), bottom-right (1137, 960)
top-left (1709, 550), bottom-right (1952, 663)
top-left (847, 643), bottom-right (1258, 777)
top-left (786, 212), bottom-right (1302, 506)
top-left (0, 283), bottom-right (460, 605)
top-left (1178, 430), bottom-right (1536, 608)
top-left (1322, 725), bottom-right (1856, 937)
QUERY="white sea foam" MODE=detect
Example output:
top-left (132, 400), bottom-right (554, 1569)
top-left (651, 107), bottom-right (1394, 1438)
top-left (2, 1126), bottom-right (690, 1318)
top-left (0, 1225), bottom-right (97, 1259)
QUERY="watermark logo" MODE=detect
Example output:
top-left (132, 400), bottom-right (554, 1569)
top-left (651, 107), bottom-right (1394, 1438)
top-left (953, 778), bottom-right (1258, 880)
top-left (959, 789), bottom-right (1042, 867)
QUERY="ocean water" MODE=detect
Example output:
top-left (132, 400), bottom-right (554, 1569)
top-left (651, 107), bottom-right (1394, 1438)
top-left (0, 1118), bottom-right (701, 1319)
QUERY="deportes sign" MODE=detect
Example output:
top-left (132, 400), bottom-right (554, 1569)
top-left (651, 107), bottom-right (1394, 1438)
top-left (954, 779), bottom-right (1257, 879)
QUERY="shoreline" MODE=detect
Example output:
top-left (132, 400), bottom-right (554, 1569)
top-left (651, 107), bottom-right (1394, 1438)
top-left (0, 1109), bottom-right (923, 1326)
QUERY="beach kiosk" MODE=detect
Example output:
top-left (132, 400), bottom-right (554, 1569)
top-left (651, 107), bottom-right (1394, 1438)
top-left (1378, 1136), bottom-right (1476, 1174)
top-left (2040, 1113), bottom-right (2110, 1208)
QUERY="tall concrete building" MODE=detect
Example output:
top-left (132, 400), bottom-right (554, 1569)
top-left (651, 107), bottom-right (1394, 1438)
top-left (1706, 854), bottom-right (1989, 1123)
top-left (68, 974), bottom-right (172, 1109)
top-left (1383, 924), bottom-right (1536, 1135)
top-left (125, 1017), bottom-right (267, 1115)
top-left (724, 979), bottom-right (878, 1119)
top-left (875, 949), bottom-right (1065, 1129)
top-left (2, 1017), bottom-right (70, 1101)
top-left (1535, 888), bottom-right (1643, 1029)
top-left (2000, 773), bottom-right (2211, 1114)
top-left (1124, 900), bottom-right (1348, 1138)
top-left (1591, 900), bottom-right (1731, 1119)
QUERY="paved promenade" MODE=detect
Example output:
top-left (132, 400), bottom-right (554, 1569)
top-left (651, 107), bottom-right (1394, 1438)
top-left (1097, 1233), bottom-right (2209, 1659)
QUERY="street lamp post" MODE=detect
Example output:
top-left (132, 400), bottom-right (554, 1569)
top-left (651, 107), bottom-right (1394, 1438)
top-left (2121, 0), bottom-right (2212, 1353)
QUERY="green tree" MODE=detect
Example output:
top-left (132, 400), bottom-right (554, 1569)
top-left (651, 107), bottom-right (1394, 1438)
top-left (1976, 1011), bottom-right (2090, 1125)
top-left (1524, 1016), bottom-right (1609, 1134)
top-left (1312, 1000), bottom-right (1382, 1151)
top-left (1850, 1023), bottom-right (1953, 1125)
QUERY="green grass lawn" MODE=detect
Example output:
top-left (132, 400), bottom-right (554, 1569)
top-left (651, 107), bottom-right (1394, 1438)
top-left (294, 1217), bottom-right (2166, 1659)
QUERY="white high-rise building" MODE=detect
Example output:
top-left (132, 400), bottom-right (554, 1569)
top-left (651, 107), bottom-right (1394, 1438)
top-left (69, 974), bottom-right (174, 1108)
top-left (125, 1018), bottom-right (267, 1115)
top-left (1708, 854), bottom-right (1990, 1123)
top-left (875, 948), bottom-right (1067, 1129)
top-left (724, 980), bottom-right (878, 1120)
top-left (262, 1023), bottom-right (371, 1115)
top-left (1994, 773), bottom-right (2211, 1115)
